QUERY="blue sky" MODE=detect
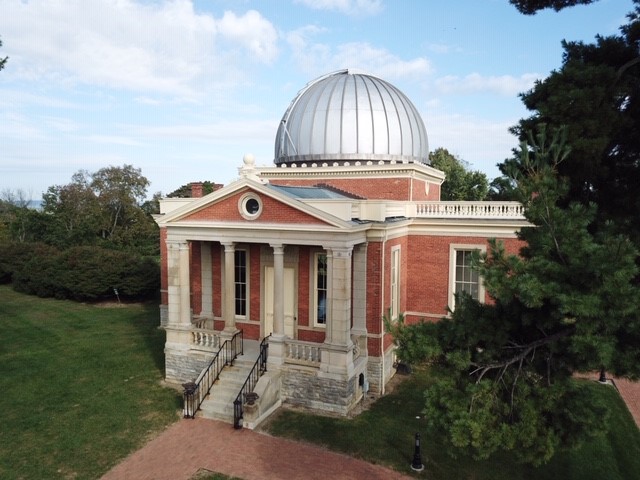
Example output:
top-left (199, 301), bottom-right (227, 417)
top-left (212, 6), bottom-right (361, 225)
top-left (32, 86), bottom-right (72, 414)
top-left (0, 0), bottom-right (635, 199)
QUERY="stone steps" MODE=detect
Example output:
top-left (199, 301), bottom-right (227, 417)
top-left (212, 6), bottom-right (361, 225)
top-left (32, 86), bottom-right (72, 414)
top-left (198, 352), bottom-right (258, 424)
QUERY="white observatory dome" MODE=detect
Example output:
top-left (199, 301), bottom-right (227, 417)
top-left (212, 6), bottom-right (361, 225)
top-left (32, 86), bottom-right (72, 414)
top-left (274, 69), bottom-right (429, 165)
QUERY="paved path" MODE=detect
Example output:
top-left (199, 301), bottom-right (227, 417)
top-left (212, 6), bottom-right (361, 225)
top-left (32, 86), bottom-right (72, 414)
top-left (102, 374), bottom-right (640, 480)
top-left (101, 417), bottom-right (412, 480)
top-left (613, 377), bottom-right (640, 428)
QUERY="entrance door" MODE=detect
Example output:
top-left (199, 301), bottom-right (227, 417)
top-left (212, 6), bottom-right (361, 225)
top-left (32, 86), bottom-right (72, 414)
top-left (264, 266), bottom-right (295, 338)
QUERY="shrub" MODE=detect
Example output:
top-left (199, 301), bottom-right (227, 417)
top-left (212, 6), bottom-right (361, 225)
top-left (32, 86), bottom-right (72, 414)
top-left (0, 241), bottom-right (60, 284)
top-left (9, 243), bottom-right (159, 301)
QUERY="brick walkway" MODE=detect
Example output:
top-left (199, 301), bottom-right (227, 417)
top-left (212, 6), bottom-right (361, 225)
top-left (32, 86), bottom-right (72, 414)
top-left (100, 417), bottom-right (412, 480)
top-left (101, 376), bottom-right (640, 480)
top-left (613, 377), bottom-right (640, 428)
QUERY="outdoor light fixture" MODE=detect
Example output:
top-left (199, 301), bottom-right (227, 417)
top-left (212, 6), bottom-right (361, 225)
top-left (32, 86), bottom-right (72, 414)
top-left (411, 432), bottom-right (424, 472)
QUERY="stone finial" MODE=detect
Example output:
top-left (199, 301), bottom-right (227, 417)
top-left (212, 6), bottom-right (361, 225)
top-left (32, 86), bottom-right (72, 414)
top-left (239, 153), bottom-right (268, 183)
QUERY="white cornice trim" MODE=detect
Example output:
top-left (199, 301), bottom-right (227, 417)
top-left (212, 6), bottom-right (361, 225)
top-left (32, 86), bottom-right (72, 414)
top-left (155, 178), bottom-right (352, 229)
top-left (257, 162), bottom-right (445, 185)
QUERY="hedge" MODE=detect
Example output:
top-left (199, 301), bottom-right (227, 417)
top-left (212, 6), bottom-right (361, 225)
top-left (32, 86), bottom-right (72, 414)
top-left (4, 242), bottom-right (159, 301)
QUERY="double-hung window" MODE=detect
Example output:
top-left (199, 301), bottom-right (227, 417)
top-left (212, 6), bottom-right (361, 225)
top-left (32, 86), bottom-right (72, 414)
top-left (449, 245), bottom-right (485, 310)
top-left (315, 253), bottom-right (327, 326)
top-left (234, 249), bottom-right (247, 317)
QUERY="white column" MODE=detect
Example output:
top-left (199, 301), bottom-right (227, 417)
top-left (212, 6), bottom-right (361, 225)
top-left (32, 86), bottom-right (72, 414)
top-left (352, 243), bottom-right (368, 336)
top-left (178, 242), bottom-right (191, 326)
top-left (166, 241), bottom-right (181, 326)
top-left (326, 246), bottom-right (353, 347)
top-left (271, 244), bottom-right (285, 337)
top-left (222, 242), bottom-right (236, 333)
top-left (200, 242), bottom-right (213, 317)
top-left (320, 245), bottom-right (354, 377)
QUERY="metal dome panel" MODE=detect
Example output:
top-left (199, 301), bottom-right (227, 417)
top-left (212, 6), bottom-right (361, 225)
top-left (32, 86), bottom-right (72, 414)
top-left (275, 70), bottom-right (429, 165)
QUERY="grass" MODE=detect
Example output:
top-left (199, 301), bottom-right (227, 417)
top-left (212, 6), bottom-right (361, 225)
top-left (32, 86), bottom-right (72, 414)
top-left (262, 367), bottom-right (640, 479)
top-left (2, 284), bottom-right (638, 479)
top-left (0, 285), bottom-right (181, 480)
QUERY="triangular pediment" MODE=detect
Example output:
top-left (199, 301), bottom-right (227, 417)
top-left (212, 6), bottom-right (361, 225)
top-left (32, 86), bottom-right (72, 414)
top-left (156, 179), bottom-right (351, 229)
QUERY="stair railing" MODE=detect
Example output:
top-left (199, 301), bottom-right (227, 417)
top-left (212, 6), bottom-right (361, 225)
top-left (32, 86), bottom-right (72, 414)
top-left (233, 334), bottom-right (270, 429)
top-left (183, 329), bottom-right (243, 419)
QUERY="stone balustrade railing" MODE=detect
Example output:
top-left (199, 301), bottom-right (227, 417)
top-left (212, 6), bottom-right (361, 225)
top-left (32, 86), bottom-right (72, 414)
top-left (191, 329), bottom-right (220, 351)
top-left (192, 318), bottom-right (207, 329)
top-left (415, 201), bottom-right (525, 219)
top-left (284, 339), bottom-right (322, 366)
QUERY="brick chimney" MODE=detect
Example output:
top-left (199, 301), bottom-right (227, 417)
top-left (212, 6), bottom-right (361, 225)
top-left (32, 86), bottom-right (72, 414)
top-left (191, 182), bottom-right (204, 198)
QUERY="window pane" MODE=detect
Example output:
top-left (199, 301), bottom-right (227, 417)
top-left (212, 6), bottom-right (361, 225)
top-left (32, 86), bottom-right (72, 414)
top-left (317, 290), bottom-right (326, 324)
top-left (234, 250), bottom-right (247, 316)
top-left (316, 254), bottom-right (327, 325)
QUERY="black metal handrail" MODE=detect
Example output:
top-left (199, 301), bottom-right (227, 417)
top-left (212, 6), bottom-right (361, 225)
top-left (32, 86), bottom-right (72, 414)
top-left (233, 335), bottom-right (270, 429)
top-left (183, 329), bottom-right (243, 419)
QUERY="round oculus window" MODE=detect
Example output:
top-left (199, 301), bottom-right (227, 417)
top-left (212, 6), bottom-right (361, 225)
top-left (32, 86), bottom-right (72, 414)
top-left (245, 198), bottom-right (260, 215)
top-left (239, 193), bottom-right (262, 220)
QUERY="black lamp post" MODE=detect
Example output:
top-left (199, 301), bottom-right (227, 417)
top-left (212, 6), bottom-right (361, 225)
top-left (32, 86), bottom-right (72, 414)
top-left (411, 432), bottom-right (424, 472)
top-left (599, 366), bottom-right (607, 384)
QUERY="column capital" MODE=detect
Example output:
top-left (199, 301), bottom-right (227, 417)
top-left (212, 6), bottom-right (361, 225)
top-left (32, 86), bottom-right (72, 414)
top-left (221, 241), bottom-right (235, 251)
top-left (166, 239), bottom-right (188, 248)
top-left (323, 245), bottom-right (353, 258)
top-left (270, 243), bottom-right (285, 255)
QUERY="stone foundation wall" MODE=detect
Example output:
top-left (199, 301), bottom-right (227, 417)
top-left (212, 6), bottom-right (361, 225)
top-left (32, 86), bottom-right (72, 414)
top-left (366, 347), bottom-right (397, 395)
top-left (383, 346), bottom-right (396, 388)
top-left (281, 366), bottom-right (360, 415)
top-left (159, 305), bottom-right (168, 327)
top-left (366, 357), bottom-right (383, 395)
top-left (165, 349), bottom-right (213, 384)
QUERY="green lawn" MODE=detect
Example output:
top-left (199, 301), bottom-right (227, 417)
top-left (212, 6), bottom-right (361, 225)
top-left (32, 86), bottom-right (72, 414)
top-left (262, 367), bottom-right (640, 479)
top-left (2, 285), bottom-right (638, 480)
top-left (0, 285), bottom-right (181, 480)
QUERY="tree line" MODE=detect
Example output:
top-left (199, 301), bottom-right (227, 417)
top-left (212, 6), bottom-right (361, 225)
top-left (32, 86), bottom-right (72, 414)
top-left (0, 165), bottom-right (162, 301)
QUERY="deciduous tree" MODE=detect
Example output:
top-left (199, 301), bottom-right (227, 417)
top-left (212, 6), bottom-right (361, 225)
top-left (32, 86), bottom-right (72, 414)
top-left (429, 148), bottom-right (489, 201)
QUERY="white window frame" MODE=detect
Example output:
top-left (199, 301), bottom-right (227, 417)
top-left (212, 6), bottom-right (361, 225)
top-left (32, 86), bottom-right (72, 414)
top-left (390, 246), bottom-right (401, 320)
top-left (234, 248), bottom-right (248, 318)
top-left (313, 252), bottom-right (328, 328)
top-left (238, 192), bottom-right (263, 220)
top-left (448, 244), bottom-right (486, 311)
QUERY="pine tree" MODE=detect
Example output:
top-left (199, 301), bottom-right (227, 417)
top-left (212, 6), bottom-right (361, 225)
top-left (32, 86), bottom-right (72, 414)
top-left (388, 126), bottom-right (640, 465)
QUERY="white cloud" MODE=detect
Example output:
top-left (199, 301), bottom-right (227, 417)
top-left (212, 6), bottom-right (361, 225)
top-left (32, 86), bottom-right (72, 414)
top-left (217, 10), bottom-right (279, 63)
top-left (286, 27), bottom-right (431, 80)
top-left (427, 43), bottom-right (463, 54)
top-left (133, 119), bottom-right (277, 143)
top-left (435, 73), bottom-right (540, 96)
top-left (0, 1), bottom-right (279, 95)
top-left (294, 0), bottom-right (383, 16)
top-left (425, 112), bottom-right (519, 178)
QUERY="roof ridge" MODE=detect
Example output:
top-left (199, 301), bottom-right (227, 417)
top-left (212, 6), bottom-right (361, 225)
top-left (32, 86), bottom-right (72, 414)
top-left (313, 183), bottom-right (365, 200)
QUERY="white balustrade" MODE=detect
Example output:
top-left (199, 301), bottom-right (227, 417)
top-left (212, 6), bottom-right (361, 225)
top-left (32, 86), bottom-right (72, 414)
top-left (191, 329), bottom-right (220, 350)
top-left (284, 339), bottom-right (322, 366)
top-left (415, 201), bottom-right (525, 219)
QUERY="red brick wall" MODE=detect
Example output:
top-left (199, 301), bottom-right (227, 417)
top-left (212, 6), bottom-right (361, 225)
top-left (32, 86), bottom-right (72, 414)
top-left (160, 228), bottom-right (168, 305)
top-left (365, 241), bottom-right (384, 358)
top-left (404, 235), bottom-right (525, 322)
top-left (212, 243), bottom-right (222, 318)
top-left (249, 244), bottom-right (261, 323)
top-left (181, 188), bottom-right (328, 225)
top-left (410, 179), bottom-right (441, 201)
top-left (296, 246), bottom-right (327, 343)
top-left (270, 178), bottom-right (412, 200)
top-left (297, 246), bottom-right (311, 328)
top-left (270, 177), bottom-right (442, 202)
